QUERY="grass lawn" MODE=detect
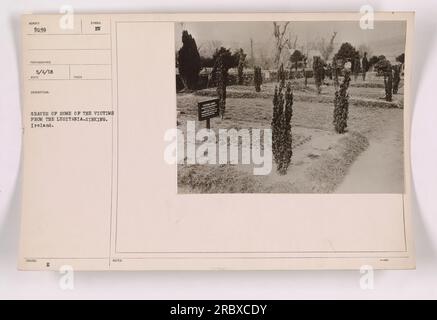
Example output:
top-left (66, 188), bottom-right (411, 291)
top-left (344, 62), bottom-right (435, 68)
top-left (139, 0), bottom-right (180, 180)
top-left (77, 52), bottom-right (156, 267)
top-left (177, 79), bottom-right (403, 193)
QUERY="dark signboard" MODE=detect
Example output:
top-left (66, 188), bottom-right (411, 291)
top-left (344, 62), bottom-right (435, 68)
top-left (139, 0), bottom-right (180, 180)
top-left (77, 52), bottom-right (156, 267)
top-left (198, 98), bottom-right (220, 122)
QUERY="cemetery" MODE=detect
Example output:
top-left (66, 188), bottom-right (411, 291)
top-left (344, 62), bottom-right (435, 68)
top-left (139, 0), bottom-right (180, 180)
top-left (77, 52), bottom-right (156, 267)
top-left (175, 23), bottom-right (405, 193)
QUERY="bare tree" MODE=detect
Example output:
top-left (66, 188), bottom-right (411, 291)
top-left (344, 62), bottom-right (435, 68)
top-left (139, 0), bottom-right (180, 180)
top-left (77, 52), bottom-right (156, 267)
top-left (273, 22), bottom-right (290, 67)
top-left (288, 34), bottom-right (298, 50)
top-left (318, 31), bottom-right (337, 62)
top-left (357, 44), bottom-right (373, 58)
top-left (258, 46), bottom-right (273, 69)
top-left (198, 40), bottom-right (223, 58)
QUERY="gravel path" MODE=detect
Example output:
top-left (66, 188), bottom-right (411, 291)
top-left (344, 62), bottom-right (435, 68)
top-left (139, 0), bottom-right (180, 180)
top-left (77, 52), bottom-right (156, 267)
top-left (335, 108), bottom-right (404, 193)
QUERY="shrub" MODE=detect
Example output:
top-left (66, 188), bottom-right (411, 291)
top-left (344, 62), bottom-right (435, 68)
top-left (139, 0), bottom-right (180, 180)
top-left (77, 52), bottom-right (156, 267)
top-left (290, 49), bottom-right (305, 79)
top-left (332, 57), bottom-right (340, 88)
top-left (362, 52), bottom-right (369, 81)
top-left (368, 55), bottom-right (380, 69)
top-left (352, 55), bottom-right (361, 81)
top-left (325, 64), bottom-right (333, 80)
top-left (212, 47), bottom-right (237, 68)
top-left (385, 72), bottom-right (393, 102)
top-left (375, 58), bottom-right (393, 101)
top-left (272, 82), bottom-right (293, 174)
top-left (396, 53), bottom-right (405, 64)
top-left (393, 64), bottom-right (401, 94)
top-left (211, 47), bottom-right (236, 118)
top-left (236, 48), bottom-right (247, 85)
top-left (200, 56), bottom-right (215, 68)
top-left (277, 63), bottom-right (286, 89)
top-left (335, 42), bottom-right (358, 63)
top-left (313, 56), bottom-right (324, 94)
top-left (333, 71), bottom-right (351, 134)
top-left (177, 31), bottom-right (201, 90)
top-left (254, 66), bottom-right (262, 92)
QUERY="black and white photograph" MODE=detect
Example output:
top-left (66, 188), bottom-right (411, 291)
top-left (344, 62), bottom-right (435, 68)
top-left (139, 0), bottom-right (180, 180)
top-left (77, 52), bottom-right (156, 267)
top-left (175, 20), bottom-right (406, 194)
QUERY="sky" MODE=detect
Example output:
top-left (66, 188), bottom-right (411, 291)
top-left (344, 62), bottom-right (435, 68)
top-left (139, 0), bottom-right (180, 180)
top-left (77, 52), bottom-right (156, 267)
top-left (175, 20), bottom-right (406, 62)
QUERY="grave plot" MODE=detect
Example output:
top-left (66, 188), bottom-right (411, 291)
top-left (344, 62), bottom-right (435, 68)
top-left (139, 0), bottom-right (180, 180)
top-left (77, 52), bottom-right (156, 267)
top-left (175, 22), bottom-right (405, 193)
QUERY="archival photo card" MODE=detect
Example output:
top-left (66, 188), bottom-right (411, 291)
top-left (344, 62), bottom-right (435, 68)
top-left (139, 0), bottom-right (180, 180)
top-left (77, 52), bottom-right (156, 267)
top-left (19, 12), bottom-right (414, 270)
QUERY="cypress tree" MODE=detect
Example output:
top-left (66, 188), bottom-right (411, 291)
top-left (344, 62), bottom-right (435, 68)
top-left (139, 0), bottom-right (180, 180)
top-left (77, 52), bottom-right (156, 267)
top-left (177, 31), bottom-right (201, 90)
top-left (277, 63), bottom-right (286, 89)
top-left (313, 56), bottom-right (324, 94)
top-left (352, 55), bottom-right (361, 81)
top-left (385, 70), bottom-right (393, 101)
top-left (237, 49), bottom-right (246, 85)
top-left (278, 82), bottom-right (293, 175)
top-left (216, 54), bottom-right (227, 119)
top-left (362, 52), bottom-right (369, 81)
top-left (272, 85), bottom-right (283, 164)
top-left (212, 47), bottom-right (235, 119)
top-left (333, 57), bottom-right (339, 89)
top-left (393, 64), bottom-right (401, 94)
top-left (254, 66), bottom-right (262, 92)
top-left (333, 71), bottom-right (351, 134)
top-left (272, 82), bottom-right (293, 175)
top-left (375, 57), bottom-right (393, 102)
